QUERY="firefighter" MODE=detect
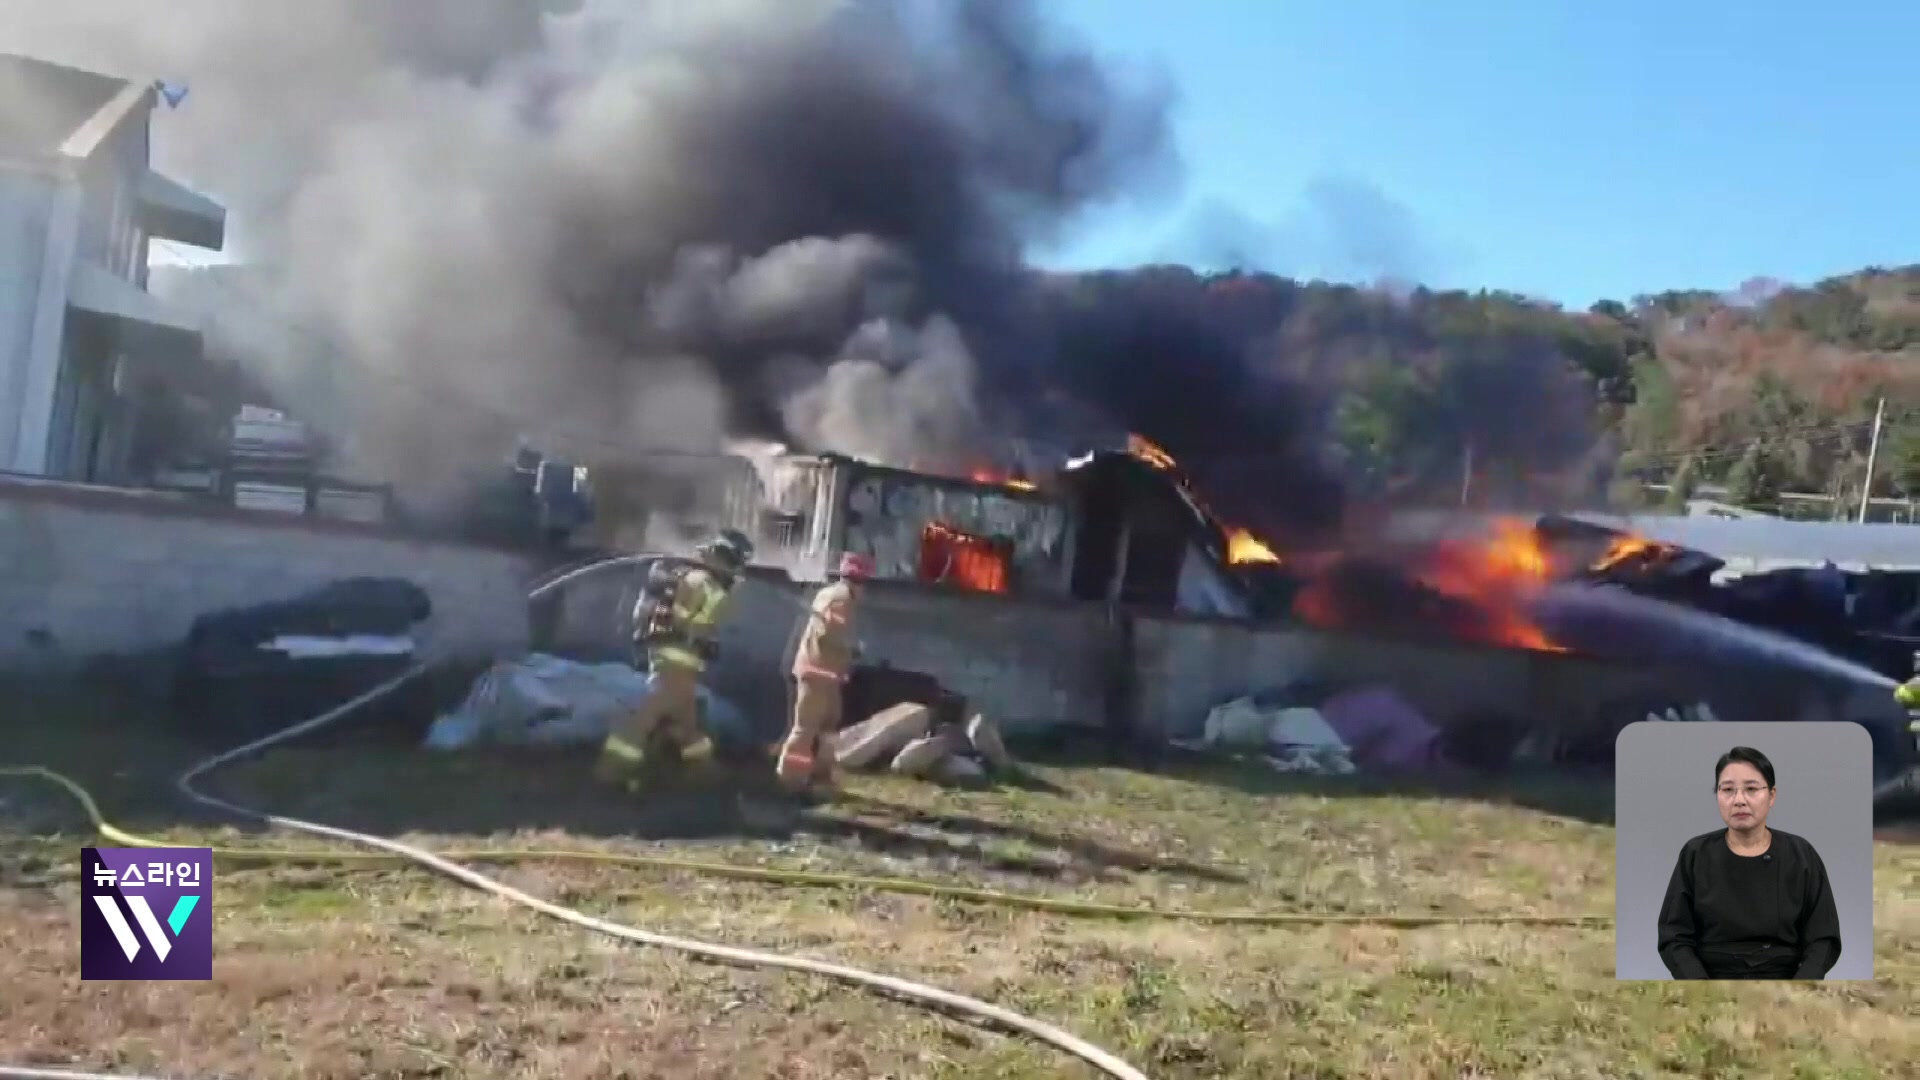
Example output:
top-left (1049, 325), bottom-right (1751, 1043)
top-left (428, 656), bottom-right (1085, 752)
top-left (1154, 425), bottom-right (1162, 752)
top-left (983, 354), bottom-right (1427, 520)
top-left (776, 551), bottom-right (873, 795)
top-left (595, 529), bottom-right (754, 790)
top-left (1895, 650), bottom-right (1920, 723)
top-left (1891, 651), bottom-right (1920, 760)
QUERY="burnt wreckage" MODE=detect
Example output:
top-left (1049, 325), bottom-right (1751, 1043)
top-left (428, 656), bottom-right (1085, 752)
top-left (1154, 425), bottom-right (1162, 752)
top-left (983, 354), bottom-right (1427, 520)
top-left (560, 443), bottom-right (1918, 798)
top-left (800, 444), bottom-right (1920, 681)
top-left (1536, 513), bottom-right (1920, 684)
top-left (965, 451), bottom-right (1917, 791)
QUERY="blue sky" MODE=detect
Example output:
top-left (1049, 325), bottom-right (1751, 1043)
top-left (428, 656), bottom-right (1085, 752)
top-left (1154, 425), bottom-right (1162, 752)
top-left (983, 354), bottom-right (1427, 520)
top-left (1039, 1), bottom-right (1920, 308)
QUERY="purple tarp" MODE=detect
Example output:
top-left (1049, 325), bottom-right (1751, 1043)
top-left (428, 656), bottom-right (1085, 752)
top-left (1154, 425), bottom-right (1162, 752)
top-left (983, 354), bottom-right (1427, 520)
top-left (1316, 687), bottom-right (1443, 772)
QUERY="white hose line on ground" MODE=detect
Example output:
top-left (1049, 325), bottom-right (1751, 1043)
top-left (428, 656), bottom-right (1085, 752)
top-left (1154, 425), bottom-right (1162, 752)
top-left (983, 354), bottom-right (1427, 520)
top-left (0, 1060), bottom-right (166, 1068)
top-left (0, 1060), bottom-right (170, 1068)
top-left (5, 555), bottom-right (1150, 1080)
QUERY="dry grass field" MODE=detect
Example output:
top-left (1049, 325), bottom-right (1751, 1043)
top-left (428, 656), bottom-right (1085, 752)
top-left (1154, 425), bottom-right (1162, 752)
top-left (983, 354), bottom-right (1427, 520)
top-left (3, 679), bottom-right (1914, 1079)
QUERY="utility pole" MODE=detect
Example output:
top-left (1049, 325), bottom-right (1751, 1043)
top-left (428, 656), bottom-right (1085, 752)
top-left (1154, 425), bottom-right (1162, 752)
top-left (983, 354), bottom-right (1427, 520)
top-left (1459, 441), bottom-right (1474, 507)
top-left (1859, 396), bottom-right (1886, 524)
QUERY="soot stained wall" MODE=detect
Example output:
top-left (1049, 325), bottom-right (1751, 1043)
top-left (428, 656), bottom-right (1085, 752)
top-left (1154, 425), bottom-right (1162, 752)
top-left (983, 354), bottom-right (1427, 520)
top-left (837, 462), bottom-right (1072, 594)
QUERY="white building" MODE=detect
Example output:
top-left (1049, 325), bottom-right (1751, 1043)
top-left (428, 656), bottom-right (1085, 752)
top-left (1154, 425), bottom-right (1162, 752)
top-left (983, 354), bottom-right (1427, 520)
top-left (0, 54), bottom-right (224, 481)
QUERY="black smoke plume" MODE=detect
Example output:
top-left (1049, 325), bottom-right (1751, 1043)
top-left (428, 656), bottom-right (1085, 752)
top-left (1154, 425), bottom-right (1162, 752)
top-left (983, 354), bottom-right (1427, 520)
top-left (2, 1), bottom-right (1237, 506)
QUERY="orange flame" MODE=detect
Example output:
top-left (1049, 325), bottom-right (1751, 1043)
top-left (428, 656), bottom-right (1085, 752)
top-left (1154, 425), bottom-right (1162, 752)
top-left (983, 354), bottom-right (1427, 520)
top-left (1590, 533), bottom-right (1678, 574)
top-left (1128, 434), bottom-right (1283, 567)
top-left (919, 521), bottom-right (1010, 593)
top-left (1226, 527), bottom-right (1281, 565)
top-left (1435, 517), bottom-right (1554, 590)
top-left (968, 466), bottom-right (1037, 492)
top-left (1292, 515), bottom-right (1566, 653)
top-left (1126, 433), bottom-right (1178, 472)
top-left (1128, 434), bottom-right (1562, 653)
top-left (1411, 518), bottom-right (1562, 651)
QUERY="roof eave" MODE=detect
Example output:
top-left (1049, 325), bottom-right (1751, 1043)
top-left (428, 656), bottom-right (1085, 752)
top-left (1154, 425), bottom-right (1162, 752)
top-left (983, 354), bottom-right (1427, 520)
top-left (59, 78), bottom-right (150, 161)
top-left (138, 169), bottom-right (225, 250)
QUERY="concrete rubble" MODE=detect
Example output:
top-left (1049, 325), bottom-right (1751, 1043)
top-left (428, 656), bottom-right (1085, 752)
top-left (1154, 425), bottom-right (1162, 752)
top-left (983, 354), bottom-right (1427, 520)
top-left (830, 702), bottom-right (1012, 782)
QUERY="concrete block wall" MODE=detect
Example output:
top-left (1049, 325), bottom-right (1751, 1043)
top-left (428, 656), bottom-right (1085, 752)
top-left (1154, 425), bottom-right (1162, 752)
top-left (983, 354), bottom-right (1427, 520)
top-left (1131, 616), bottom-right (1541, 742)
top-left (799, 583), bottom-right (1107, 731)
top-left (1134, 616), bottom-right (1863, 746)
top-left (547, 558), bottom-right (1629, 744)
top-left (0, 478), bottom-right (536, 671)
top-left (540, 555), bottom-right (1842, 749)
top-left (545, 558), bottom-right (1697, 745)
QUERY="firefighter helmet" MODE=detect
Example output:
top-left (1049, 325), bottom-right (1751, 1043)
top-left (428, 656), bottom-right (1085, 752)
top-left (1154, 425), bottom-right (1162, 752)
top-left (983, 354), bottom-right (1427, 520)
top-left (835, 551), bottom-right (876, 580)
top-left (697, 528), bottom-right (754, 571)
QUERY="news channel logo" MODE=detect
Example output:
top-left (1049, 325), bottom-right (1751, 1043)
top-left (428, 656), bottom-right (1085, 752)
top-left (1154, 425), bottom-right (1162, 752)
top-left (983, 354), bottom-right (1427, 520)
top-left (81, 847), bottom-right (212, 981)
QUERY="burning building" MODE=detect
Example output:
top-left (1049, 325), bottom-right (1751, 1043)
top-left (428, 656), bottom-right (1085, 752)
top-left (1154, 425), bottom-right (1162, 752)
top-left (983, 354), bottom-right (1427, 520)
top-left (577, 433), bottom-right (1915, 679)
top-left (658, 434), bottom-right (1269, 617)
top-left (597, 435), bottom-right (1671, 640)
top-left (1059, 438), bottom-right (1263, 618)
top-left (716, 451), bottom-right (1071, 596)
top-left (536, 435), bottom-right (1916, 794)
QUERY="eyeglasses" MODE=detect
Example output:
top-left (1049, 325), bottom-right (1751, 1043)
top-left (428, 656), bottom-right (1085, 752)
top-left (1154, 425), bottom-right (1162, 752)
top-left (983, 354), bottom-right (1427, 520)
top-left (1716, 785), bottom-right (1769, 798)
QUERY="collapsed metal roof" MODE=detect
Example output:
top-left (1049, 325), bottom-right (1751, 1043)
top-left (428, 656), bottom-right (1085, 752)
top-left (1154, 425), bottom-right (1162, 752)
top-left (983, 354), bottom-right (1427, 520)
top-left (1566, 513), bottom-right (1920, 571)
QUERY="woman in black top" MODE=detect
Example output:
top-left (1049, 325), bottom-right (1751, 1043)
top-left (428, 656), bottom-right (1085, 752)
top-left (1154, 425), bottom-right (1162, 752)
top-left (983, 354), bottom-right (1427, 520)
top-left (1656, 745), bottom-right (1843, 979)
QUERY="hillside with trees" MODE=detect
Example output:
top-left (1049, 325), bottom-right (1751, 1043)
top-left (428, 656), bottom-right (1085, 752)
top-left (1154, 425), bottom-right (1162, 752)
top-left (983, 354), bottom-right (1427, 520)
top-left (1057, 264), bottom-right (1920, 524)
top-left (1605, 267), bottom-right (1920, 518)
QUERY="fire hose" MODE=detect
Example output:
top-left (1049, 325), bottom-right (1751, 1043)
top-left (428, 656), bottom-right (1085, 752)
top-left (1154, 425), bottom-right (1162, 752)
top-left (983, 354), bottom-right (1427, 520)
top-left (1, 553), bottom-right (1612, 1080)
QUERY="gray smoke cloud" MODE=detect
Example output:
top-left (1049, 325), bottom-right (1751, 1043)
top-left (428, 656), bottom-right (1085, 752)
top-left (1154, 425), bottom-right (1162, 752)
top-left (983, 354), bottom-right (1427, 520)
top-left (1162, 176), bottom-right (1450, 287)
top-left (0, 0), bottom-right (1172, 510)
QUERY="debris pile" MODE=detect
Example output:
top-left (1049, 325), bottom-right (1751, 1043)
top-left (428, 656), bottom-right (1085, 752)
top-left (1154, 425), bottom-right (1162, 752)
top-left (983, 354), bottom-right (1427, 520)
top-left (837, 665), bottom-right (1016, 784)
top-left (173, 577), bottom-right (429, 742)
top-left (1176, 686), bottom-right (1453, 775)
top-left (831, 702), bottom-right (1013, 783)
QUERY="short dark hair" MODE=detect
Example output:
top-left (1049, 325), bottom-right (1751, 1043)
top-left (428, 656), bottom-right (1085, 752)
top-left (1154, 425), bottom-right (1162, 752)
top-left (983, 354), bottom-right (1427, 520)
top-left (1715, 746), bottom-right (1776, 788)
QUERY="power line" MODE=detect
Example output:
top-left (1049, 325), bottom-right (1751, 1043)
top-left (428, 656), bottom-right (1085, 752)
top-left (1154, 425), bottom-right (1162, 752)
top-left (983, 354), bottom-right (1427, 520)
top-left (1633, 432), bottom-right (1895, 474)
top-left (1639, 406), bottom-right (1920, 452)
top-left (1635, 431), bottom-right (1868, 470)
top-left (1620, 408), bottom-right (1920, 472)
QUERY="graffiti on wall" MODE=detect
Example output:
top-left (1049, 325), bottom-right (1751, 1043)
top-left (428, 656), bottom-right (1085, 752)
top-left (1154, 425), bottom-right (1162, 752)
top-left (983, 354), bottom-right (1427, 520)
top-left (841, 470), bottom-right (1070, 592)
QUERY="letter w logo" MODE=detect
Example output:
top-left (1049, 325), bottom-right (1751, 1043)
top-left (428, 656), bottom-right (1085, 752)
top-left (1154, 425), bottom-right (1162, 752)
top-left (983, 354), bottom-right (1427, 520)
top-left (91, 895), bottom-right (200, 963)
